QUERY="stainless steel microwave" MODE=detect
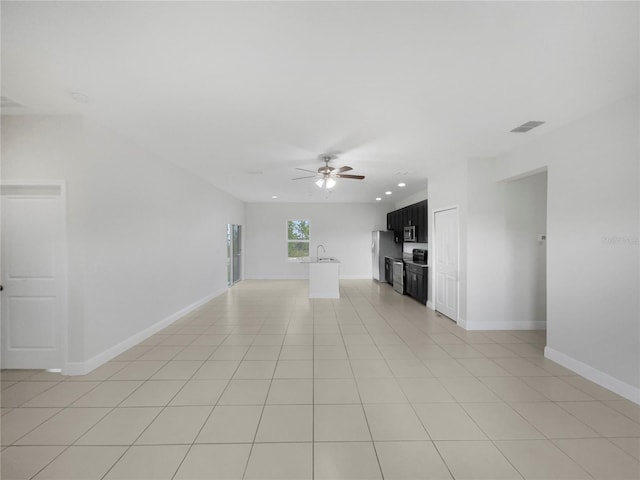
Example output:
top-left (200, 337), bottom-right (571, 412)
top-left (403, 225), bottom-right (416, 242)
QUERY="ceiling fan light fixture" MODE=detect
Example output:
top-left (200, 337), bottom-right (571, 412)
top-left (296, 153), bottom-right (364, 189)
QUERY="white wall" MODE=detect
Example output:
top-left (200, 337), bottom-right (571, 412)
top-left (394, 186), bottom-right (428, 210)
top-left (427, 96), bottom-right (639, 403)
top-left (1, 116), bottom-right (87, 362)
top-left (1, 115), bottom-right (245, 373)
top-left (244, 202), bottom-right (388, 279)
top-left (466, 158), bottom-right (510, 329)
top-left (427, 155), bottom-right (547, 331)
top-left (495, 95), bottom-right (640, 400)
top-left (427, 160), bottom-right (469, 320)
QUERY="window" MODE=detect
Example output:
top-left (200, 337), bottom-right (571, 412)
top-left (287, 219), bottom-right (310, 259)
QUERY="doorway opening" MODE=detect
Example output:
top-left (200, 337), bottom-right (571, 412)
top-left (504, 170), bottom-right (548, 345)
top-left (227, 224), bottom-right (242, 286)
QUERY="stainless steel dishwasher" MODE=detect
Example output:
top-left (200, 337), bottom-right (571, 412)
top-left (392, 260), bottom-right (404, 294)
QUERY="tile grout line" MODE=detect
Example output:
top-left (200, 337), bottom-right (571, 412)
top-left (347, 281), bottom-right (556, 480)
top-left (177, 308), bottom-right (294, 477)
top-left (239, 306), bottom-right (292, 480)
top-left (101, 317), bottom-right (237, 480)
top-left (100, 314), bottom-right (208, 480)
top-left (355, 286), bottom-right (457, 480)
top-left (366, 286), bottom-right (464, 479)
top-left (312, 298), bottom-right (315, 480)
top-left (165, 324), bottom-right (241, 480)
top-left (4, 358), bottom-right (145, 479)
top-left (6, 375), bottom-right (124, 479)
top-left (335, 291), bottom-right (387, 480)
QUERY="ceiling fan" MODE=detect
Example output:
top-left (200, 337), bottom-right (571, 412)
top-left (292, 154), bottom-right (365, 189)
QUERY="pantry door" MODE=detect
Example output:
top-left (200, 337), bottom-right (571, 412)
top-left (1, 183), bottom-right (67, 369)
top-left (434, 207), bottom-right (459, 322)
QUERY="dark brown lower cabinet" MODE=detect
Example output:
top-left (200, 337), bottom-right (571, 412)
top-left (405, 264), bottom-right (428, 305)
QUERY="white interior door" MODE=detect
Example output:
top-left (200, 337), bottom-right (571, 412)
top-left (434, 207), bottom-right (459, 321)
top-left (1, 184), bottom-right (66, 369)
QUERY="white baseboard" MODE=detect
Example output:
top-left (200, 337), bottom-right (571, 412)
top-left (243, 275), bottom-right (372, 280)
top-left (544, 346), bottom-right (640, 405)
top-left (244, 275), bottom-right (308, 280)
top-left (463, 320), bottom-right (546, 331)
top-left (63, 287), bottom-right (227, 376)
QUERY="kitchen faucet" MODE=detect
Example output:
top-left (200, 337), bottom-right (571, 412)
top-left (317, 244), bottom-right (326, 259)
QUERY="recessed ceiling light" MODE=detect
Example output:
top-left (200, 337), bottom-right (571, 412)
top-left (385, 191), bottom-right (392, 195)
top-left (375, 197), bottom-right (382, 201)
top-left (271, 195), bottom-right (278, 199)
top-left (1, 96), bottom-right (24, 108)
top-left (69, 91), bottom-right (90, 103)
top-left (398, 183), bottom-right (406, 187)
top-left (510, 120), bottom-right (545, 133)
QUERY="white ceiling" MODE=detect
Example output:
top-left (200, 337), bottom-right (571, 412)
top-left (2, 1), bottom-right (638, 204)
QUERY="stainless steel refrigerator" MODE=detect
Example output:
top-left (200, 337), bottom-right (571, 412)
top-left (372, 230), bottom-right (401, 282)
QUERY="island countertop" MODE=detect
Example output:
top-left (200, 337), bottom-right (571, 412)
top-left (307, 258), bottom-right (340, 298)
top-left (300, 257), bottom-right (341, 264)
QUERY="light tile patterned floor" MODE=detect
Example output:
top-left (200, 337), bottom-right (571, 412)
top-left (1, 279), bottom-right (639, 479)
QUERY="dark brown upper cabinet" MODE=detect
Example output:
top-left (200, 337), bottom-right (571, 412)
top-left (386, 200), bottom-right (428, 244)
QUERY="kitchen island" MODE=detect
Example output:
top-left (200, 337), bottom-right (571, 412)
top-left (305, 257), bottom-right (340, 298)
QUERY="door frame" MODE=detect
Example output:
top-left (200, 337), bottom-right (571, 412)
top-left (226, 223), bottom-right (242, 287)
top-left (432, 205), bottom-right (460, 322)
top-left (232, 224), bottom-right (242, 285)
top-left (1, 180), bottom-right (69, 372)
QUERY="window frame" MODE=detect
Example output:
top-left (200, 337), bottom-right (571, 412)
top-left (286, 219), bottom-right (310, 261)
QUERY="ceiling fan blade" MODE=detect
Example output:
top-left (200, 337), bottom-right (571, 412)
top-left (335, 174), bottom-right (365, 180)
top-left (292, 175), bottom-right (319, 180)
top-left (335, 166), bottom-right (353, 174)
top-left (295, 167), bottom-right (317, 173)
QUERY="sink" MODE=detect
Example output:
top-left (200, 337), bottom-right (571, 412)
top-left (318, 257), bottom-right (335, 262)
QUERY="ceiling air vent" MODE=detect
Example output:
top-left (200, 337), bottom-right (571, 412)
top-left (1, 96), bottom-right (24, 108)
top-left (510, 120), bottom-right (545, 133)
